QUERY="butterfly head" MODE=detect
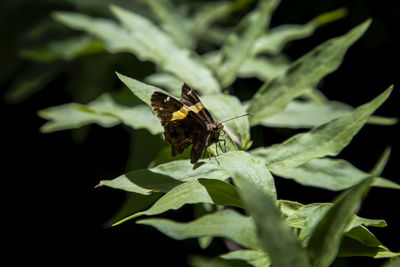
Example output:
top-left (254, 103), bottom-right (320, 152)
top-left (208, 122), bottom-right (224, 144)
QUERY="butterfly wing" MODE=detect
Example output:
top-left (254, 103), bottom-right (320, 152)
top-left (151, 91), bottom-right (207, 158)
top-left (180, 83), bottom-right (215, 124)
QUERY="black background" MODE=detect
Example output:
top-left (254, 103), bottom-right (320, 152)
top-left (2, 0), bottom-right (399, 266)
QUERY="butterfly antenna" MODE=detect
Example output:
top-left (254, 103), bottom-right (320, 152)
top-left (220, 114), bottom-right (253, 124)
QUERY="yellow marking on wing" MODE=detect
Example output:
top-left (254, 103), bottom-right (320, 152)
top-left (171, 106), bottom-right (189, 121)
top-left (189, 102), bottom-right (204, 113)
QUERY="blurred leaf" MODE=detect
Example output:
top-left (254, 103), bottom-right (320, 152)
top-left (307, 177), bottom-right (374, 267)
top-left (251, 8), bottom-right (347, 55)
top-left (383, 256), bottom-right (400, 266)
top-left (238, 56), bottom-right (288, 81)
top-left (260, 99), bottom-right (397, 128)
top-left (213, 151), bottom-right (277, 200)
top-left (338, 226), bottom-right (400, 258)
top-left (145, 72), bottom-right (183, 95)
top-left (100, 159), bottom-right (229, 194)
top-left (54, 6), bottom-right (220, 94)
top-left (265, 86), bottom-right (392, 171)
top-left (138, 209), bottom-right (259, 248)
top-left (220, 249), bottom-right (270, 267)
top-left (248, 20), bottom-right (371, 125)
top-left (143, 0), bottom-right (193, 48)
top-left (4, 68), bottom-right (56, 104)
top-left (216, 0), bottom-right (279, 87)
top-left (38, 93), bottom-right (162, 134)
top-left (112, 178), bottom-right (243, 226)
top-left (233, 173), bottom-right (311, 267)
top-left (272, 158), bottom-right (400, 191)
top-left (20, 35), bottom-right (104, 62)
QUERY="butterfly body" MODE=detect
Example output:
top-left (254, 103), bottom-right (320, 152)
top-left (150, 83), bottom-right (224, 164)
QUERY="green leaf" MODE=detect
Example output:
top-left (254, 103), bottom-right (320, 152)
top-left (272, 158), bottom-right (400, 191)
top-left (20, 35), bottom-right (104, 62)
top-left (100, 159), bottom-right (229, 194)
top-left (265, 86), bottom-right (393, 171)
top-left (233, 174), bottom-right (311, 267)
top-left (251, 8), bottom-right (347, 55)
top-left (110, 5), bottom-right (220, 94)
top-left (145, 72), bottom-right (183, 96)
top-left (38, 93), bottom-right (162, 134)
top-left (137, 209), bottom-right (259, 249)
top-left (116, 72), bottom-right (168, 106)
top-left (4, 68), bottom-right (56, 104)
top-left (213, 151), bottom-right (277, 200)
top-left (54, 8), bottom-right (220, 94)
top-left (216, 0), bottom-right (280, 87)
top-left (248, 20), bottom-right (371, 125)
top-left (383, 256), bottom-right (400, 267)
top-left (284, 202), bottom-right (386, 245)
top-left (238, 56), bottom-right (288, 81)
top-left (260, 99), bottom-right (397, 128)
top-left (339, 226), bottom-right (400, 258)
top-left (112, 178), bottom-right (243, 226)
top-left (220, 250), bottom-right (270, 267)
top-left (307, 177), bottom-right (374, 267)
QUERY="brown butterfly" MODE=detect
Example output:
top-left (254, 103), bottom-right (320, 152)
top-left (150, 83), bottom-right (227, 164)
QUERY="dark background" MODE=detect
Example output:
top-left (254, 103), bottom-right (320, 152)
top-left (2, 0), bottom-right (399, 266)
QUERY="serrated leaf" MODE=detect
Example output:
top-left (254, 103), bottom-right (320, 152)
top-left (265, 86), bottom-right (393, 171)
top-left (233, 174), bottom-right (310, 267)
top-left (213, 151), bottom-right (276, 200)
top-left (137, 209), bottom-right (259, 249)
top-left (251, 8), bottom-right (347, 55)
top-left (260, 99), bottom-right (397, 128)
top-left (238, 56), bottom-right (288, 81)
top-left (273, 158), bottom-right (400, 191)
top-left (248, 20), bottom-right (371, 125)
top-left (220, 249), bottom-right (270, 267)
top-left (284, 202), bottom-right (386, 245)
top-left (307, 177), bottom-right (374, 267)
top-left (112, 178), bottom-right (243, 226)
top-left (54, 7), bottom-right (220, 94)
top-left (216, 0), bottom-right (280, 87)
top-left (110, 5), bottom-right (220, 94)
top-left (38, 93), bottom-right (162, 134)
top-left (116, 72), bottom-right (168, 106)
top-left (100, 159), bottom-right (229, 194)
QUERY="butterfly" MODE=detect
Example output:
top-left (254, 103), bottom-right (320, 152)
top-left (150, 83), bottom-right (225, 164)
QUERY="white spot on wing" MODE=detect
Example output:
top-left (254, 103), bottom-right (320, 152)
top-left (164, 96), bottom-right (170, 103)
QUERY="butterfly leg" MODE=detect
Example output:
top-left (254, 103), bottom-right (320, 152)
top-left (218, 139), bottom-right (226, 153)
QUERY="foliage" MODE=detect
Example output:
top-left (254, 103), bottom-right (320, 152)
top-left (12, 0), bottom-right (399, 266)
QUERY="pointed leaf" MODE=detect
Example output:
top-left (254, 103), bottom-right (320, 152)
top-left (216, 0), bottom-right (280, 87)
top-left (99, 159), bottom-right (229, 194)
top-left (307, 177), bottom-right (374, 267)
top-left (113, 178), bottom-right (243, 225)
top-left (38, 93), bottom-right (162, 134)
top-left (138, 209), bottom-right (259, 249)
top-left (110, 5), bottom-right (220, 94)
top-left (266, 86), bottom-right (392, 171)
top-left (273, 158), bottom-right (400, 190)
top-left (233, 174), bottom-right (311, 267)
top-left (248, 20), bottom-right (371, 124)
top-left (260, 99), bottom-right (397, 128)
